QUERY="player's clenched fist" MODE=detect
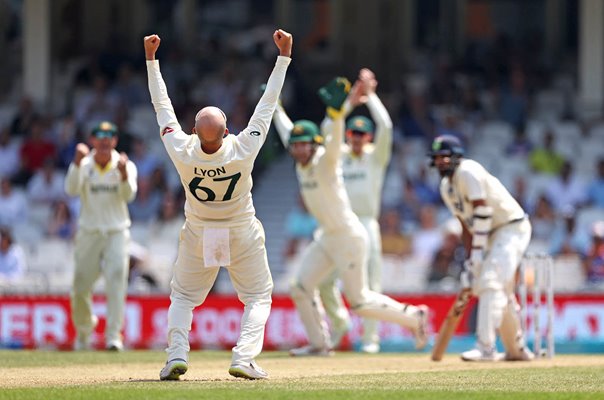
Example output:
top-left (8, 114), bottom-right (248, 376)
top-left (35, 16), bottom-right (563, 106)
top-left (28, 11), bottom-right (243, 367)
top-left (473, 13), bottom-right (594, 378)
top-left (74, 143), bottom-right (89, 166)
top-left (273, 29), bottom-right (292, 58)
top-left (144, 34), bottom-right (161, 60)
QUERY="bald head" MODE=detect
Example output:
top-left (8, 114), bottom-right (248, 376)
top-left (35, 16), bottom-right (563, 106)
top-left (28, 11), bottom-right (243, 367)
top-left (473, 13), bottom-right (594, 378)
top-left (194, 106), bottom-right (228, 146)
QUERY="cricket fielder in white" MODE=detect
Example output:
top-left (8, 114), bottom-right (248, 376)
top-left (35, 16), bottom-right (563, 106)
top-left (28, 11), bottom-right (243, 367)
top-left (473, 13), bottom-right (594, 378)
top-left (145, 30), bottom-right (292, 380)
top-left (273, 78), bottom-right (428, 356)
top-left (65, 121), bottom-right (138, 352)
top-left (318, 69), bottom-right (392, 353)
top-left (429, 135), bottom-right (534, 361)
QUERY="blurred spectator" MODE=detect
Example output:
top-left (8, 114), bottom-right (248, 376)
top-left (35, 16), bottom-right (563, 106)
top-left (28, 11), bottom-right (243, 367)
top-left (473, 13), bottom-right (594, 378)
top-left (10, 96), bottom-right (38, 138)
top-left (529, 130), bottom-right (564, 175)
top-left (111, 63), bottom-right (148, 108)
top-left (14, 118), bottom-right (56, 185)
top-left (436, 108), bottom-right (467, 142)
top-left (380, 208), bottom-right (411, 258)
top-left (399, 91), bottom-right (436, 140)
top-left (128, 241), bottom-right (159, 293)
top-left (54, 114), bottom-right (80, 169)
top-left (530, 195), bottom-right (557, 244)
top-left (0, 178), bottom-right (27, 227)
top-left (129, 135), bottom-right (160, 179)
top-left (544, 161), bottom-right (587, 214)
top-left (149, 165), bottom-right (169, 194)
top-left (74, 74), bottom-right (121, 127)
top-left (0, 129), bottom-right (20, 180)
top-left (587, 158), bottom-right (604, 208)
top-left (128, 177), bottom-right (162, 222)
top-left (150, 191), bottom-right (185, 242)
top-left (397, 178), bottom-right (423, 226)
top-left (26, 159), bottom-right (66, 205)
top-left (0, 227), bottom-right (26, 282)
top-left (409, 165), bottom-right (441, 206)
top-left (411, 204), bottom-right (443, 264)
top-left (583, 221), bottom-right (604, 286)
top-left (497, 66), bottom-right (528, 130)
top-left (549, 208), bottom-right (590, 256)
top-left (428, 218), bottom-right (464, 284)
top-left (505, 125), bottom-right (533, 157)
top-left (512, 176), bottom-right (530, 211)
top-left (283, 195), bottom-right (317, 260)
top-left (47, 200), bottom-right (76, 240)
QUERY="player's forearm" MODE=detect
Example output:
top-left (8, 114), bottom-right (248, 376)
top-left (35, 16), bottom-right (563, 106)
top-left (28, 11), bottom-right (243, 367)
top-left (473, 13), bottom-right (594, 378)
top-left (248, 56), bottom-right (291, 135)
top-left (367, 93), bottom-right (393, 165)
top-left (64, 163), bottom-right (82, 197)
top-left (119, 165), bottom-right (138, 202)
top-left (321, 114), bottom-right (344, 164)
top-left (273, 103), bottom-right (294, 148)
top-left (146, 60), bottom-right (180, 134)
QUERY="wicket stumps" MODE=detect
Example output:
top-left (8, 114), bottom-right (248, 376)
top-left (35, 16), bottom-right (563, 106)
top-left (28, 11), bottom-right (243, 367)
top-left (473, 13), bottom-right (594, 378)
top-left (518, 253), bottom-right (555, 359)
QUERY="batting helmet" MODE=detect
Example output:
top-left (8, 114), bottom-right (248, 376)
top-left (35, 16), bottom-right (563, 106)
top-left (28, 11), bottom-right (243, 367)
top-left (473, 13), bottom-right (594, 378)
top-left (428, 135), bottom-right (465, 176)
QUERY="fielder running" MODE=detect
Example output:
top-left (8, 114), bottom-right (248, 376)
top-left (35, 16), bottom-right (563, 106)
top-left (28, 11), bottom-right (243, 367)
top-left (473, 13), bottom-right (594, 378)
top-left (145, 30), bottom-right (292, 380)
top-left (428, 135), bottom-right (533, 361)
top-left (273, 78), bottom-right (428, 356)
top-left (65, 121), bottom-right (138, 351)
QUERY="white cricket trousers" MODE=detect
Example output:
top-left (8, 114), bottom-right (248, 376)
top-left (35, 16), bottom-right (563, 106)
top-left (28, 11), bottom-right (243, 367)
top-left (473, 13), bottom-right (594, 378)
top-left (71, 229), bottom-right (130, 345)
top-left (319, 217), bottom-right (383, 346)
top-left (166, 218), bottom-right (273, 366)
top-left (474, 218), bottom-right (531, 355)
top-left (291, 222), bottom-right (419, 349)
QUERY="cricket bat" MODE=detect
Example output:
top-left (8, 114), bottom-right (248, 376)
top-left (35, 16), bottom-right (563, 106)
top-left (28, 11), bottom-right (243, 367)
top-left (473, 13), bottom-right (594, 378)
top-left (431, 288), bottom-right (472, 361)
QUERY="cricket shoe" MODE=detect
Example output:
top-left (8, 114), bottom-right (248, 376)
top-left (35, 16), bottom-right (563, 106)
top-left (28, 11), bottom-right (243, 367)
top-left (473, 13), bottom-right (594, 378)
top-left (73, 315), bottom-right (98, 351)
top-left (105, 339), bottom-right (124, 352)
top-left (412, 305), bottom-right (429, 350)
top-left (289, 345), bottom-right (335, 357)
top-left (360, 343), bottom-right (380, 354)
top-left (159, 358), bottom-right (188, 381)
top-left (461, 344), bottom-right (504, 362)
top-left (330, 320), bottom-right (352, 349)
top-left (228, 360), bottom-right (268, 380)
top-left (504, 347), bottom-right (535, 361)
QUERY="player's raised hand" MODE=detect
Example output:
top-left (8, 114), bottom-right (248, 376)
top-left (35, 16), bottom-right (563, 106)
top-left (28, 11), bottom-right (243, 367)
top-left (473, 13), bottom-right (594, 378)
top-left (117, 152), bottom-right (129, 180)
top-left (273, 29), bottom-right (293, 58)
top-left (348, 80), bottom-right (368, 107)
top-left (144, 34), bottom-right (161, 60)
top-left (74, 143), bottom-right (89, 166)
top-left (359, 68), bottom-right (378, 94)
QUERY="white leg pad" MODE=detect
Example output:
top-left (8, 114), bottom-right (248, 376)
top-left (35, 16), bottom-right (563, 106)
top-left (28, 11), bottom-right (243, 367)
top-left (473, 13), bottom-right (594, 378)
top-left (476, 289), bottom-right (507, 348)
top-left (499, 294), bottom-right (527, 358)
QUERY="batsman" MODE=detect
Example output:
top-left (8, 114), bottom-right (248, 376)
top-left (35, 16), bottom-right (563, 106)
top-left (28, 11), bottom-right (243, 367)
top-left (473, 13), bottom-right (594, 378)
top-left (429, 135), bottom-right (533, 362)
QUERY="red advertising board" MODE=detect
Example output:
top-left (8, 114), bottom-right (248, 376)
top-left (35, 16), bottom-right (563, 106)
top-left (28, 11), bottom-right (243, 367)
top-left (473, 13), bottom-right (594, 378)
top-left (1, 294), bottom-right (603, 349)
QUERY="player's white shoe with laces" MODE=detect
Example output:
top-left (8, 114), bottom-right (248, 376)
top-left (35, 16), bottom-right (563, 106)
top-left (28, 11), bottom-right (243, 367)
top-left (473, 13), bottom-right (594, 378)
top-left (461, 344), bottom-right (504, 362)
top-left (412, 305), bottom-right (429, 350)
top-left (159, 358), bottom-right (188, 381)
top-left (289, 345), bottom-right (335, 357)
top-left (228, 360), bottom-right (269, 380)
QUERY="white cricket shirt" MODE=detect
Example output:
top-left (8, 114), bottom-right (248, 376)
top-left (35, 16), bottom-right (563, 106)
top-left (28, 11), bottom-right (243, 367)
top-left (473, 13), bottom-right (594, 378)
top-left (147, 56), bottom-right (291, 227)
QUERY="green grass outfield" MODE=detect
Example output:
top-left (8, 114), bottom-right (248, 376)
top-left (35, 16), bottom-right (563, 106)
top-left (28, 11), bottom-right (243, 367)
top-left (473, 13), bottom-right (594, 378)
top-left (0, 350), bottom-right (603, 400)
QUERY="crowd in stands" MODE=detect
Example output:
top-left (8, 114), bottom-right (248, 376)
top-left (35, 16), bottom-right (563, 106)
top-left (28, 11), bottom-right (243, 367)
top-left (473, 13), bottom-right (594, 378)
top-left (0, 23), bottom-right (603, 295)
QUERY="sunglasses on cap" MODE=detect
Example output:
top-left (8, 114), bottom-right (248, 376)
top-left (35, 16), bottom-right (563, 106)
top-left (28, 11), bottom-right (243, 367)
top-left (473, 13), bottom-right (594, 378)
top-left (93, 130), bottom-right (116, 139)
